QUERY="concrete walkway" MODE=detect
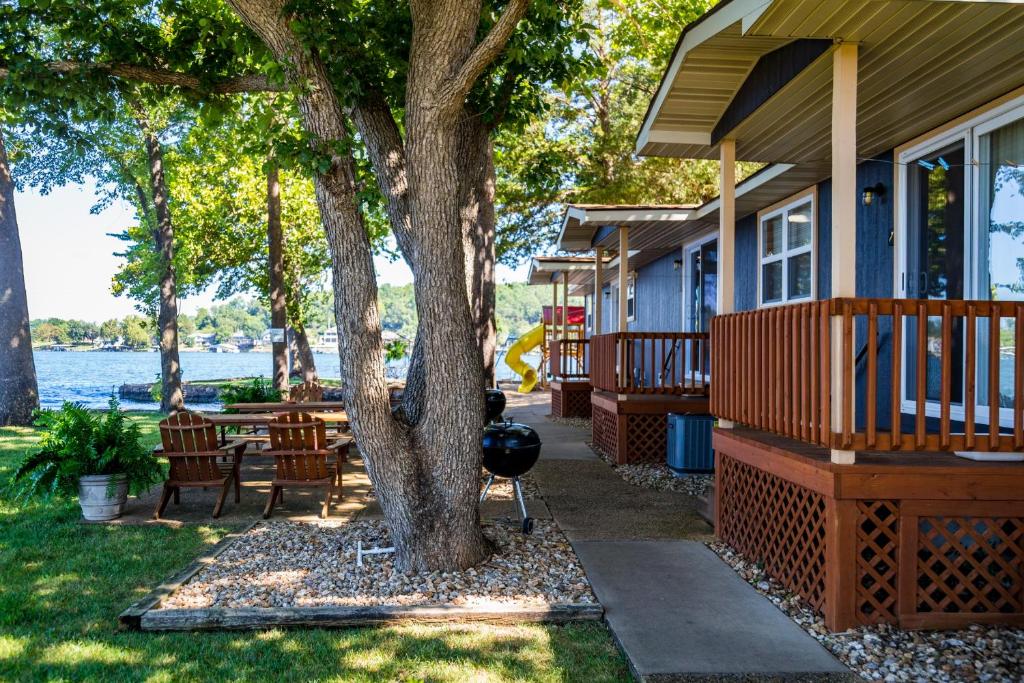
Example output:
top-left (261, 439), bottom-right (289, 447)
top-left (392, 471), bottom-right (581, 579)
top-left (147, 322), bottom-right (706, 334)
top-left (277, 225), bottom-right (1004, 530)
top-left (504, 390), bottom-right (854, 682)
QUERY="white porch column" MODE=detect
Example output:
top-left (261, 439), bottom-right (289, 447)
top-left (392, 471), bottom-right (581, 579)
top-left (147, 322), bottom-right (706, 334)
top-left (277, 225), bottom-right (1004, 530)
top-left (718, 139), bottom-right (737, 429)
top-left (562, 271), bottom-right (569, 340)
top-left (718, 139), bottom-right (736, 316)
top-left (618, 227), bottom-right (629, 332)
top-left (551, 279), bottom-right (558, 341)
top-left (594, 247), bottom-right (604, 335)
top-left (830, 42), bottom-right (858, 464)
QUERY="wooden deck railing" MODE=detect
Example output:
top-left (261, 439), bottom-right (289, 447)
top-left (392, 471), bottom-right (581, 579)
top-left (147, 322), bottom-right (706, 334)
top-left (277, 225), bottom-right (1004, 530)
top-left (710, 298), bottom-right (1024, 453)
top-left (590, 332), bottom-right (710, 395)
top-left (549, 339), bottom-right (590, 381)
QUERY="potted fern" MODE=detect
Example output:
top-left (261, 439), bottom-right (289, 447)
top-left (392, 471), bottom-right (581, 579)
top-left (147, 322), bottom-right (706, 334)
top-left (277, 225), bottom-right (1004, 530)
top-left (11, 397), bottom-right (163, 520)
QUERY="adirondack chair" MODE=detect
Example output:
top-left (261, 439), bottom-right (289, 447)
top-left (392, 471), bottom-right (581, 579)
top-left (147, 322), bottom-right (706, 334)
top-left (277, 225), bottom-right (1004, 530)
top-left (154, 412), bottom-right (246, 519)
top-left (288, 380), bottom-right (324, 403)
top-left (262, 412), bottom-right (351, 519)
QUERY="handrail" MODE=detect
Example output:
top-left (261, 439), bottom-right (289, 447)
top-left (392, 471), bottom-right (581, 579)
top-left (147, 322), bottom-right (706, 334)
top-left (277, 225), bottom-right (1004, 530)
top-left (550, 338), bottom-right (590, 381)
top-left (590, 332), bottom-right (710, 395)
top-left (710, 298), bottom-right (1024, 453)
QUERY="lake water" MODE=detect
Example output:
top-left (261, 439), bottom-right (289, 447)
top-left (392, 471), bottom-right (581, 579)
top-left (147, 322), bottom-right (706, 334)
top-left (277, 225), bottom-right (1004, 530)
top-left (33, 349), bottom-right (539, 411)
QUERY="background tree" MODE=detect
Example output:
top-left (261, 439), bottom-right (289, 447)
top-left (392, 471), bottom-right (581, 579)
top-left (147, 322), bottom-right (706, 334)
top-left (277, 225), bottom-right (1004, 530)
top-left (0, 124), bottom-right (39, 425)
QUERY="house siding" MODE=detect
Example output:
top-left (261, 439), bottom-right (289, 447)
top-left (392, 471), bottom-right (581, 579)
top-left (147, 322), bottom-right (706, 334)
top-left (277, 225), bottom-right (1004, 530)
top-left (630, 251), bottom-right (682, 332)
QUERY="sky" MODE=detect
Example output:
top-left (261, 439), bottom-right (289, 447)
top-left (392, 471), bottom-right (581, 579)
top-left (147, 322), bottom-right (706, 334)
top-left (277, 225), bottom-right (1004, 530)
top-left (16, 182), bottom-right (529, 323)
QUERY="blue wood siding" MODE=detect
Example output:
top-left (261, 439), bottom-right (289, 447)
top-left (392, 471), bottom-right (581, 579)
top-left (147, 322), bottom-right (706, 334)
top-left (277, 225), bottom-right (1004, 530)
top-left (734, 214), bottom-right (758, 312)
top-left (629, 251), bottom-right (682, 332)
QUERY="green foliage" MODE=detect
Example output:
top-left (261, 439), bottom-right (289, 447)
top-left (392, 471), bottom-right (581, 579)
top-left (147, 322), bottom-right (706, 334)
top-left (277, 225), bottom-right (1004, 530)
top-left (9, 397), bottom-right (163, 501)
top-left (219, 377), bottom-right (282, 414)
top-left (193, 298), bottom-right (270, 343)
top-left (120, 314), bottom-right (152, 349)
top-left (29, 318), bottom-right (99, 345)
top-left (384, 338), bottom-right (408, 363)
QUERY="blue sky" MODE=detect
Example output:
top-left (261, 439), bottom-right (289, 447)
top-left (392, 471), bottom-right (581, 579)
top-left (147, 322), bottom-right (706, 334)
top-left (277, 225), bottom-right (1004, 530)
top-left (16, 182), bottom-right (528, 323)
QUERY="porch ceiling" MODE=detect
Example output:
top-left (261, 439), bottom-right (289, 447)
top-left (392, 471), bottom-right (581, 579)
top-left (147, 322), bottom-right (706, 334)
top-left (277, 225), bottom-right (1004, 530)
top-left (639, 0), bottom-right (1024, 163)
top-left (526, 256), bottom-right (605, 286)
top-left (557, 204), bottom-right (698, 252)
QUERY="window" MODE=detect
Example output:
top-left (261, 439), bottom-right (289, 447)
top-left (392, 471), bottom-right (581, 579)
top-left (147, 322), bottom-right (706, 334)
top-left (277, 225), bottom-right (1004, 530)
top-left (897, 93), bottom-right (1024, 427)
top-left (626, 274), bottom-right (636, 322)
top-left (758, 193), bottom-right (815, 306)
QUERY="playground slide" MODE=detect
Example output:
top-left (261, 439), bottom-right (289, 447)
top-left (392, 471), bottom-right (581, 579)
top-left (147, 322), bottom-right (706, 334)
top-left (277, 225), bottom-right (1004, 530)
top-left (505, 324), bottom-right (544, 393)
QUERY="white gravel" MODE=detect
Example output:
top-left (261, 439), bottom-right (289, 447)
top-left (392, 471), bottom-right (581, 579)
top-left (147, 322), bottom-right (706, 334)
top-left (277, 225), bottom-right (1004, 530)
top-left (709, 542), bottom-right (1024, 683)
top-left (547, 416), bottom-right (592, 430)
top-left (161, 519), bottom-right (595, 610)
top-left (589, 443), bottom-right (713, 497)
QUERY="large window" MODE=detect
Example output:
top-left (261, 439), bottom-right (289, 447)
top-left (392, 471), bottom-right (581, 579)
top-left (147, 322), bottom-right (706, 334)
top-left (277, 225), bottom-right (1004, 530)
top-left (758, 193), bottom-right (815, 306)
top-left (897, 94), bottom-right (1024, 427)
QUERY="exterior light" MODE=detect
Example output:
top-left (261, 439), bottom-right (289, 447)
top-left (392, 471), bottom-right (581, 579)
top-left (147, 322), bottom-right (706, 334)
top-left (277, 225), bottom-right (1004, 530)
top-left (673, 259), bottom-right (683, 270)
top-left (862, 182), bottom-right (886, 206)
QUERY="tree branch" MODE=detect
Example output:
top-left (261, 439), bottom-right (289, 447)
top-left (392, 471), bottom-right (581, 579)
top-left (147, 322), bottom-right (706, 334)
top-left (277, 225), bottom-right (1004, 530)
top-left (440, 0), bottom-right (530, 110)
top-left (0, 60), bottom-right (285, 94)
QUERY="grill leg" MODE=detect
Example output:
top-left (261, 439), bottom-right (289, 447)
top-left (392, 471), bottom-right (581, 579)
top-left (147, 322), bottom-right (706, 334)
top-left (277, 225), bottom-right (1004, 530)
top-left (512, 477), bottom-right (528, 521)
top-left (480, 474), bottom-right (495, 503)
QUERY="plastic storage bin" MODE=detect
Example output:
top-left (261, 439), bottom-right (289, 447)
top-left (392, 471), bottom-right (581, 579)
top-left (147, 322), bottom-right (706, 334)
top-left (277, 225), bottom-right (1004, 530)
top-left (666, 413), bottom-right (715, 475)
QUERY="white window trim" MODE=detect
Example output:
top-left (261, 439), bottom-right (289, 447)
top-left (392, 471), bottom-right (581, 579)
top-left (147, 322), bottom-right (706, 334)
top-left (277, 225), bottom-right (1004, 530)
top-left (625, 273), bottom-right (637, 323)
top-left (683, 230), bottom-right (719, 332)
top-left (894, 90), bottom-right (1024, 429)
top-left (757, 191), bottom-right (816, 307)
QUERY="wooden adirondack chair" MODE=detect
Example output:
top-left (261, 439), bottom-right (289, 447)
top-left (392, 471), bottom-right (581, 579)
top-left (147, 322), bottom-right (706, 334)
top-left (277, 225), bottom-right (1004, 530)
top-left (288, 380), bottom-right (324, 403)
top-left (262, 412), bottom-right (351, 519)
top-left (154, 412), bottom-right (246, 519)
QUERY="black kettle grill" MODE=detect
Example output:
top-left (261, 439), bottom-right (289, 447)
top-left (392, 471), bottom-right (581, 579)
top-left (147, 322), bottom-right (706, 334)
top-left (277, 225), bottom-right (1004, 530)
top-left (484, 388), bottom-right (507, 423)
top-left (481, 420), bottom-right (542, 533)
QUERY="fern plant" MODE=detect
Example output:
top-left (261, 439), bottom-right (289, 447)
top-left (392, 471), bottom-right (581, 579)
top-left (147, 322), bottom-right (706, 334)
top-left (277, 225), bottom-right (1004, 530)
top-left (10, 396), bottom-right (163, 501)
top-left (219, 376), bottom-right (282, 414)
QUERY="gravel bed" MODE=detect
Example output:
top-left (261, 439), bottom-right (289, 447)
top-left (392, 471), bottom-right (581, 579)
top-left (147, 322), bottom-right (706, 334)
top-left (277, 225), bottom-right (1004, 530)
top-left (547, 416), bottom-right (592, 430)
top-left (709, 542), bottom-right (1024, 683)
top-left (161, 519), bottom-right (594, 609)
top-left (588, 443), bottom-right (712, 497)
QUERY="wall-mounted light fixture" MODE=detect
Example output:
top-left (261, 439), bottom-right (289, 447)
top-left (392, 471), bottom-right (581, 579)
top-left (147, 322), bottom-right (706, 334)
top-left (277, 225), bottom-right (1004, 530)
top-left (862, 182), bottom-right (886, 206)
top-left (673, 259), bottom-right (683, 271)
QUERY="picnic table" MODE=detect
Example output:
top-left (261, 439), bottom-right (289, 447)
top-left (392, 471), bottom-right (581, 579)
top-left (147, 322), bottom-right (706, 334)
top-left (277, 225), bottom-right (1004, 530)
top-left (203, 411), bottom-right (350, 445)
top-left (223, 401), bottom-right (346, 413)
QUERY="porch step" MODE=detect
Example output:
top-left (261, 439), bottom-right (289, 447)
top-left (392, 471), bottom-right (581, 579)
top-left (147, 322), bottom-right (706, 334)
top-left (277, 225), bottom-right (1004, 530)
top-left (696, 481), bottom-right (715, 527)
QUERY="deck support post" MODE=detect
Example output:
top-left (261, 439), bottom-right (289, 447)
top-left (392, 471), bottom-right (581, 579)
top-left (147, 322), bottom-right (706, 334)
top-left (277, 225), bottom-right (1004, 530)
top-left (718, 139), bottom-right (736, 430)
top-left (562, 271), bottom-right (569, 341)
top-left (618, 227), bottom-right (629, 333)
top-left (830, 42), bottom-right (858, 465)
top-left (594, 248), bottom-right (604, 336)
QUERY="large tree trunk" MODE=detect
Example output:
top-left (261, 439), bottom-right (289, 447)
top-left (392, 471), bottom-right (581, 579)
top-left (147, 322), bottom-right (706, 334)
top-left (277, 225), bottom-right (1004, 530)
top-left (290, 323), bottom-right (318, 382)
top-left (137, 116), bottom-right (184, 413)
top-left (458, 115), bottom-right (498, 387)
top-left (226, 0), bottom-right (526, 571)
top-left (267, 159), bottom-right (289, 392)
top-left (0, 129), bottom-right (40, 426)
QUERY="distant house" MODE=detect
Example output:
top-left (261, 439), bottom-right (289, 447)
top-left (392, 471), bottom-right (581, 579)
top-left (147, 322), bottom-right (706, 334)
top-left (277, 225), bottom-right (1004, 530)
top-left (189, 332), bottom-right (217, 349)
top-left (229, 330), bottom-right (255, 351)
top-left (318, 327), bottom-right (339, 347)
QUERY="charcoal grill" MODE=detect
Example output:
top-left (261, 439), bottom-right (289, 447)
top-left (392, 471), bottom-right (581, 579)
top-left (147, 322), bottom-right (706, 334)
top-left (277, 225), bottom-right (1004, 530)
top-left (484, 388), bottom-right (506, 423)
top-left (480, 420), bottom-right (542, 533)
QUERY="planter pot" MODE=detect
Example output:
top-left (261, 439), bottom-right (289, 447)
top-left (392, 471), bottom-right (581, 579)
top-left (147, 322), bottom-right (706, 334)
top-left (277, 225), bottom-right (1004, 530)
top-left (78, 474), bottom-right (129, 521)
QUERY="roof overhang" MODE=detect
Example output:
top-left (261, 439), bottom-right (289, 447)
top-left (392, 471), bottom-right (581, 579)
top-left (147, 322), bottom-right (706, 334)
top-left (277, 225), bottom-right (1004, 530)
top-left (639, 0), bottom-right (1024, 164)
top-left (557, 204), bottom-right (699, 252)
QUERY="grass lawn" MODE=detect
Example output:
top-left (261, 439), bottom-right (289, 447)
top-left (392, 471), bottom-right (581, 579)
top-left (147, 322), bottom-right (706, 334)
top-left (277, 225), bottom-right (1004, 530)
top-left (0, 413), bottom-right (628, 682)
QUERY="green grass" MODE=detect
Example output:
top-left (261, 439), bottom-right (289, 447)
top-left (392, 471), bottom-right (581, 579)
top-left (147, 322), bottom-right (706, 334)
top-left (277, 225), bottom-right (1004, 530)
top-left (0, 413), bottom-right (627, 682)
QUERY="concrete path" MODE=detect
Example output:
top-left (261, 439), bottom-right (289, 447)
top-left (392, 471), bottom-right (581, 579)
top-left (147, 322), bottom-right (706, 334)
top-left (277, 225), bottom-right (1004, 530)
top-left (504, 390), bottom-right (854, 682)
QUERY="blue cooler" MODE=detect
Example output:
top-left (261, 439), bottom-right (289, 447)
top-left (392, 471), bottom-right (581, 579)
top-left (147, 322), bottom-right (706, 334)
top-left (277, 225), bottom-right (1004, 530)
top-left (666, 413), bottom-right (715, 475)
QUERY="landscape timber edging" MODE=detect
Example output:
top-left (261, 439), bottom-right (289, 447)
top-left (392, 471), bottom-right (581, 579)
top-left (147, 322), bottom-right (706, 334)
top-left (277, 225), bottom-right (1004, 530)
top-left (119, 520), bottom-right (604, 632)
top-left (133, 603), bottom-right (604, 631)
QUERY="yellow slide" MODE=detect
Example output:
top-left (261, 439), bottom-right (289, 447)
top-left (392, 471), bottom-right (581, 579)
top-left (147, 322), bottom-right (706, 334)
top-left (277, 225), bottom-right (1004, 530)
top-left (505, 324), bottom-right (544, 393)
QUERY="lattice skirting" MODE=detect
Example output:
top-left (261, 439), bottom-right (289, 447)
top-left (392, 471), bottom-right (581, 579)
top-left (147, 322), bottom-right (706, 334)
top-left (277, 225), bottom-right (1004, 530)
top-left (716, 442), bottom-right (1024, 631)
top-left (590, 407), bottom-right (666, 464)
top-left (551, 382), bottom-right (592, 419)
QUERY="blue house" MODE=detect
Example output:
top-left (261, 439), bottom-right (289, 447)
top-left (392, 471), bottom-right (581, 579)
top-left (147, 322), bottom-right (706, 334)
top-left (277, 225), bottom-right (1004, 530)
top-left (542, 0), bottom-right (1024, 632)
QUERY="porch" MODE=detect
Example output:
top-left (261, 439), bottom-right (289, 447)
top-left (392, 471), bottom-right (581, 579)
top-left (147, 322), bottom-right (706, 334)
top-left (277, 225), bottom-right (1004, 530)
top-left (588, 331), bottom-right (710, 464)
top-left (711, 298), bottom-right (1024, 631)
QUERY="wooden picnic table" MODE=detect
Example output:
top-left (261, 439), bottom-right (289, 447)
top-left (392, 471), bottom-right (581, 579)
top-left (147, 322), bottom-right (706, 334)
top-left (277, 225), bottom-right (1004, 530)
top-left (224, 401), bottom-right (346, 413)
top-left (204, 411), bottom-right (350, 445)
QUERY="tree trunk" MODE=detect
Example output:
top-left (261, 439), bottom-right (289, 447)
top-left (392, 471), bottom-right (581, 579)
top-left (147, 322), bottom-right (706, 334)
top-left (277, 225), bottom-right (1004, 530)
top-left (226, 0), bottom-right (526, 571)
top-left (137, 116), bottom-right (184, 413)
top-left (0, 129), bottom-right (40, 426)
top-left (292, 323), bottom-right (317, 382)
top-left (458, 115), bottom-right (498, 387)
top-left (267, 159), bottom-right (289, 392)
